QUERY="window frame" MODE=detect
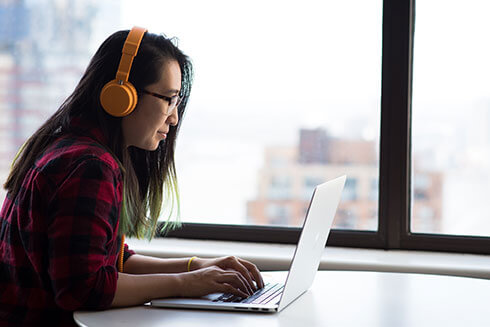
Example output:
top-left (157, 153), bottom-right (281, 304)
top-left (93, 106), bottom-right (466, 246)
top-left (162, 0), bottom-right (490, 255)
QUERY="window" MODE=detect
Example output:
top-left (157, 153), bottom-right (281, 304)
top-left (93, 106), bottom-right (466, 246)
top-left (3, 0), bottom-right (490, 254)
top-left (0, 0), bottom-right (111, 201)
top-left (411, 0), bottom-right (490, 237)
top-left (163, 1), bottom-right (382, 231)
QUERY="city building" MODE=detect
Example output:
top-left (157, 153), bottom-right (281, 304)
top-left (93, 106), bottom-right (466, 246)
top-left (247, 128), bottom-right (443, 232)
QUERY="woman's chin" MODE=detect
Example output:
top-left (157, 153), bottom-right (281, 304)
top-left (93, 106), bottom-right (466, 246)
top-left (133, 141), bottom-right (160, 151)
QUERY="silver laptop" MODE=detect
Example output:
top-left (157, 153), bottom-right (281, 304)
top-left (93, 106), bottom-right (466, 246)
top-left (151, 175), bottom-right (346, 313)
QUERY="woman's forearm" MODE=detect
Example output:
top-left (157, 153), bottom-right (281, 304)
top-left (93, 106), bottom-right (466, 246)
top-left (110, 272), bottom-right (183, 307)
top-left (111, 256), bottom-right (264, 307)
top-left (123, 254), bottom-right (194, 274)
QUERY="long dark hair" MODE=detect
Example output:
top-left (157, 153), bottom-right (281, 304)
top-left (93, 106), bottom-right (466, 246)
top-left (4, 29), bottom-right (193, 239)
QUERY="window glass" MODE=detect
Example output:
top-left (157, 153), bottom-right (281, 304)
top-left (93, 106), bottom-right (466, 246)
top-left (154, 0), bottom-right (383, 230)
top-left (0, 0), bottom-right (121, 202)
top-left (412, 0), bottom-right (490, 236)
top-left (0, 0), bottom-right (382, 231)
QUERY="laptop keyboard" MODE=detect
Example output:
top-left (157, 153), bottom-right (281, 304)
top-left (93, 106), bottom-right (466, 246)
top-left (212, 283), bottom-right (284, 305)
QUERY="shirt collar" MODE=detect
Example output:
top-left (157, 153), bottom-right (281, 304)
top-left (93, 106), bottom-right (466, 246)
top-left (69, 116), bottom-right (110, 147)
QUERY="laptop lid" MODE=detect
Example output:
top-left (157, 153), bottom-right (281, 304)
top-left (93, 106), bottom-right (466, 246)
top-left (277, 174), bottom-right (346, 311)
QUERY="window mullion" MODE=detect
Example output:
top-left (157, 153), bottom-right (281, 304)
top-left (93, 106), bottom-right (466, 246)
top-left (379, 0), bottom-right (414, 249)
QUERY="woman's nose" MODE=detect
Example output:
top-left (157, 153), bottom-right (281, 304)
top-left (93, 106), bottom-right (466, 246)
top-left (168, 109), bottom-right (179, 126)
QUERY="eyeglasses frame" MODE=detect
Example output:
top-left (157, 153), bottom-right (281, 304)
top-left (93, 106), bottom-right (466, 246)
top-left (140, 89), bottom-right (182, 115)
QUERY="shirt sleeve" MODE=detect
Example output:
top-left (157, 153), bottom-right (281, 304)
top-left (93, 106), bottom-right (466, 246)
top-left (123, 243), bottom-right (135, 263)
top-left (46, 158), bottom-right (122, 311)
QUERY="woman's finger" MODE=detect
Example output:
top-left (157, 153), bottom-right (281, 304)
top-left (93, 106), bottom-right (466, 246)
top-left (226, 260), bottom-right (257, 292)
top-left (238, 259), bottom-right (265, 289)
top-left (218, 271), bottom-right (253, 296)
top-left (218, 283), bottom-right (249, 299)
top-left (218, 256), bottom-right (259, 292)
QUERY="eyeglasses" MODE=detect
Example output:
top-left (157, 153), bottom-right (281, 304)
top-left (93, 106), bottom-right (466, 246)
top-left (141, 90), bottom-right (182, 115)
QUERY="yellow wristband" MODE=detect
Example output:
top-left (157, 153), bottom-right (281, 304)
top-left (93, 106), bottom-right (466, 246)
top-left (187, 256), bottom-right (197, 272)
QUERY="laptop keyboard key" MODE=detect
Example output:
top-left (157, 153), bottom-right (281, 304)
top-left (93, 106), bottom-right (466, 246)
top-left (251, 285), bottom-right (284, 304)
top-left (241, 283), bottom-right (276, 303)
top-left (213, 282), bottom-right (283, 304)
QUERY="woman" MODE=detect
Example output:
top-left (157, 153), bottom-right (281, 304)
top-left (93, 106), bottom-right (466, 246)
top-left (0, 27), bottom-right (263, 326)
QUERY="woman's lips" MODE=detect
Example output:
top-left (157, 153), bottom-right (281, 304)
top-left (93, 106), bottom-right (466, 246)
top-left (157, 131), bottom-right (167, 139)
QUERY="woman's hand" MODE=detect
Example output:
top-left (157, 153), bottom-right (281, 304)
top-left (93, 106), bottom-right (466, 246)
top-left (178, 265), bottom-right (254, 299)
top-left (188, 256), bottom-right (264, 295)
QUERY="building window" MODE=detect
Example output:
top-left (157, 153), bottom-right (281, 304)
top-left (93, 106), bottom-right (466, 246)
top-left (268, 176), bottom-right (292, 200)
top-left (265, 204), bottom-right (291, 226)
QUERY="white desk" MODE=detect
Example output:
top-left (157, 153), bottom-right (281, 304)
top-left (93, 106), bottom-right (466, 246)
top-left (74, 270), bottom-right (490, 327)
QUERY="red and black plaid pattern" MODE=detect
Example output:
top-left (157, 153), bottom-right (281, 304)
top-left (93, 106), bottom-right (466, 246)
top-left (0, 122), bottom-right (134, 326)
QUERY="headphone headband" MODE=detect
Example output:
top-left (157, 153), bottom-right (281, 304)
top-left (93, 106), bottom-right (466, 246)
top-left (115, 26), bottom-right (147, 83)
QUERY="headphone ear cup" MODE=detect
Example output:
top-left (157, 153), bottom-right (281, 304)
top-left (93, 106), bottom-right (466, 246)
top-left (100, 80), bottom-right (138, 117)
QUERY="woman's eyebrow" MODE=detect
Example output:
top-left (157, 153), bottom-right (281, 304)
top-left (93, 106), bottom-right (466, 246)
top-left (163, 88), bottom-right (180, 95)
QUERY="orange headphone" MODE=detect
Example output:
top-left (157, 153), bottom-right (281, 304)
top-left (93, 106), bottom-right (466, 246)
top-left (100, 26), bottom-right (147, 117)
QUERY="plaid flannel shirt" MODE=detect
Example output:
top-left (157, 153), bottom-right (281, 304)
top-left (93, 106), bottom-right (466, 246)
top-left (0, 120), bottom-right (134, 326)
